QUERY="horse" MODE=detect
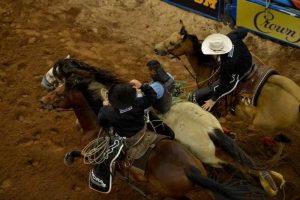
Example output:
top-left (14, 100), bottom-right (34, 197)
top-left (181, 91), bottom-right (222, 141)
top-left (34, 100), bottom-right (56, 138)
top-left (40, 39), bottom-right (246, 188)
top-left (39, 80), bottom-right (265, 200)
top-left (154, 24), bottom-right (300, 131)
top-left (40, 59), bottom-right (286, 196)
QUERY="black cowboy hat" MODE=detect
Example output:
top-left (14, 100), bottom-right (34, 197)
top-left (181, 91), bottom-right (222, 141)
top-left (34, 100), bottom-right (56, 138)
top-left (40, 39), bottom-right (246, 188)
top-left (108, 84), bottom-right (136, 109)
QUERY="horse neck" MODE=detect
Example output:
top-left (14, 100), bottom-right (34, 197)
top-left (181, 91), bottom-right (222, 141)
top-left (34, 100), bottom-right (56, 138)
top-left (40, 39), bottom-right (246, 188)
top-left (185, 52), bottom-right (214, 86)
top-left (71, 92), bottom-right (100, 134)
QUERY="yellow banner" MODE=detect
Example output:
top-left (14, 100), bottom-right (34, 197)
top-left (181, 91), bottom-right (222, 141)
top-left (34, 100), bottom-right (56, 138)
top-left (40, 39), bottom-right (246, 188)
top-left (237, 0), bottom-right (300, 47)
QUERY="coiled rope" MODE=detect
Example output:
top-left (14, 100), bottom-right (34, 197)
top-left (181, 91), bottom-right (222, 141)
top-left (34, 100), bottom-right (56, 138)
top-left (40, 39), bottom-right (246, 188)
top-left (81, 128), bottom-right (110, 165)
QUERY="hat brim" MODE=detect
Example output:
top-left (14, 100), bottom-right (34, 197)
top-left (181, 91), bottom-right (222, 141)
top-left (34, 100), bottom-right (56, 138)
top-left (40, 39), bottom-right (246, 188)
top-left (201, 34), bottom-right (233, 55)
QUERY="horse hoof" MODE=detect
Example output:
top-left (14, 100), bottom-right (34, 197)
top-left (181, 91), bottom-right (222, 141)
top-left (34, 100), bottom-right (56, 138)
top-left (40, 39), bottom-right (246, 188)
top-left (64, 152), bottom-right (74, 166)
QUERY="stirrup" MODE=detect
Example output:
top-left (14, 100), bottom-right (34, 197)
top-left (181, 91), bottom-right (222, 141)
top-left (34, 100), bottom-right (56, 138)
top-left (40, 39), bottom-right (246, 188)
top-left (259, 170), bottom-right (285, 197)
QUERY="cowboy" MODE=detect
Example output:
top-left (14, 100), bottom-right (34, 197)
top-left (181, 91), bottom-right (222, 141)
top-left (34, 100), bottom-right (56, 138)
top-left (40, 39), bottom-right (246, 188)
top-left (188, 28), bottom-right (252, 111)
top-left (90, 79), bottom-right (157, 193)
top-left (147, 60), bottom-right (175, 114)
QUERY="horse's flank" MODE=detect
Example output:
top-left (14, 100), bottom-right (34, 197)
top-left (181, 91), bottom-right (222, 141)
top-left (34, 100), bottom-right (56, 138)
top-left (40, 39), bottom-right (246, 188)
top-left (163, 102), bottom-right (225, 167)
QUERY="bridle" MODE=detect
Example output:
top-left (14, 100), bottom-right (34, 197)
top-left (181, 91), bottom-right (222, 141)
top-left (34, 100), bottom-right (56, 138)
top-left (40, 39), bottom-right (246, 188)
top-left (162, 35), bottom-right (219, 88)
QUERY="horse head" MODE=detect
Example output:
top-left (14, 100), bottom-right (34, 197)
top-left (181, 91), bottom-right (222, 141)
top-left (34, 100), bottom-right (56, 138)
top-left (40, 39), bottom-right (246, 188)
top-left (154, 22), bottom-right (217, 87)
top-left (39, 80), bottom-right (85, 111)
top-left (40, 84), bottom-right (68, 110)
top-left (154, 22), bottom-right (194, 57)
top-left (40, 77), bottom-right (101, 145)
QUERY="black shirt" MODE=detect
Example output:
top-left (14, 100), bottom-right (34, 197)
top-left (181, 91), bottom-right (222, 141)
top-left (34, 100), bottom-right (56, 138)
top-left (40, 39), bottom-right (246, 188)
top-left (212, 28), bottom-right (252, 101)
top-left (97, 84), bottom-right (156, 138)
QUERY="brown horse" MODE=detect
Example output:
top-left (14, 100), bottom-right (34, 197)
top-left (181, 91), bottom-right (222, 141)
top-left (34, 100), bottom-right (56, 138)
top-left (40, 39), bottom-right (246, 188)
top-left (154, 24), bottom-right (300, 132)
top-left (40, 81), bottom-right (265, 200)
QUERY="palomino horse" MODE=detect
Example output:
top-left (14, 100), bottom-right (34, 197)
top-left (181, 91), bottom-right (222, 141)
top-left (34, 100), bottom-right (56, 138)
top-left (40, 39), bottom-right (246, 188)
top-left (154, 25), bottom-right (300, 131)
top-left (40, 81), bottom-right (264, 200)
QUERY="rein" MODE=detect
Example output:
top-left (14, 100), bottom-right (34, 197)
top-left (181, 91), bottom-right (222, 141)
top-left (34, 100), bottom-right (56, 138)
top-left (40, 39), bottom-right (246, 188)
top-left (197, 66), bottom-right (220, 86)
top-left (173, 55), bottom-right (220, 88)
top-left (172, 55), bottom-right (198, 82)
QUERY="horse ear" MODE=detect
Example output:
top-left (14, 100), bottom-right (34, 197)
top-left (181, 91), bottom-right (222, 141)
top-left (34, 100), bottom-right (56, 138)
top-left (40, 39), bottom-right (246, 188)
top-left (179, 20), bottom-right (187, 37)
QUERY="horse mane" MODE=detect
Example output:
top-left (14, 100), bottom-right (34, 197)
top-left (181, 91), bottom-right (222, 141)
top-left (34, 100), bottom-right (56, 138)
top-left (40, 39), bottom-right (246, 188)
top-left (57, 58), bottom-right (126, 114)
top-left (53, 58), bottom-right (125, 86)
top-left (186, 34), bottom-right (216, 66)
top-left (65, 77), bottom-right (103, 114)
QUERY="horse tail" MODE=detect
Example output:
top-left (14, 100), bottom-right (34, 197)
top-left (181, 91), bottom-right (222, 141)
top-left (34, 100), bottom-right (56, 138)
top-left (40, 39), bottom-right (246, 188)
top-left (186, 166), bottom-right (265, 200)
top-left (268, 75), bottom-right (300, 103)
top-left (209, 129), bottom-right (287, 170)
top-left (209, 128), bottom-right (258, 169)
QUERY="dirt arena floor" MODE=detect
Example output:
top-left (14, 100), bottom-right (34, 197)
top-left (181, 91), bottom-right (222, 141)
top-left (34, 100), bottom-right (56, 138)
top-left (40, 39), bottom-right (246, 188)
top-left (0, 0), bottom-right (300, 199)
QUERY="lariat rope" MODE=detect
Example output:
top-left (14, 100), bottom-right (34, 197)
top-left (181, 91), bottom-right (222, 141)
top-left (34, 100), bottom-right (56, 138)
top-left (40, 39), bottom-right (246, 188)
top-left (81, 128), bottom-right (150, 199)
top-left (81, 128), bottom-right (110, 165)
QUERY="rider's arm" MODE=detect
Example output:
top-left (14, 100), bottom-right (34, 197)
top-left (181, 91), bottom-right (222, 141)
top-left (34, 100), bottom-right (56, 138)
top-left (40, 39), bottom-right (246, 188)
top-left (97, 107), bottom-right (113, 128)
top-left (139, 83), bottom-right (157, 109)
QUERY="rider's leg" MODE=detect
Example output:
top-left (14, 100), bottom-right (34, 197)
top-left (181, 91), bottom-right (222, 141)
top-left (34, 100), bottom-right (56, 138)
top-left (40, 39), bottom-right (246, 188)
top-left (188, 80), bottom-right (219, 106)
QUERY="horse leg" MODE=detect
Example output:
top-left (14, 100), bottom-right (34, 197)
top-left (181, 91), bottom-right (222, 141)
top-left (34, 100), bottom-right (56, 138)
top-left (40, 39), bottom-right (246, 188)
top-left (64, 150), bottom-right (83, 166)
top-left (186, 165), bottom-right (265, 200)
top-left (215, 151), bottom-right (254, 182)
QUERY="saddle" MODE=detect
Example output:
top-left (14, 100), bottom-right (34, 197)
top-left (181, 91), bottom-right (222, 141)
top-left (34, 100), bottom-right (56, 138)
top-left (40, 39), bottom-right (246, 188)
top-left (89, 123), bottom-right (172, 193)
top-left (122, 127), bottom-right (169, 174)
top-left (214, 65), bottom-right (278, 116)
top-left (237, 65), bottom-right (278, 106)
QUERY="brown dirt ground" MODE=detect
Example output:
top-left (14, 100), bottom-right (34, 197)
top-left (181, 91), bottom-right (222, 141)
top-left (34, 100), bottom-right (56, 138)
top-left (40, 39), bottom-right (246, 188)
top-left (0, 0), bottom-right (299, 199)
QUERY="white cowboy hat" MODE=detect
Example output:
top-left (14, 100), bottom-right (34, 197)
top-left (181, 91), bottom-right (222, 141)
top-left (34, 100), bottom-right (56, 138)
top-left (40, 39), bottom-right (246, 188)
top-left (201, 33), bottom-right (233, 55)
